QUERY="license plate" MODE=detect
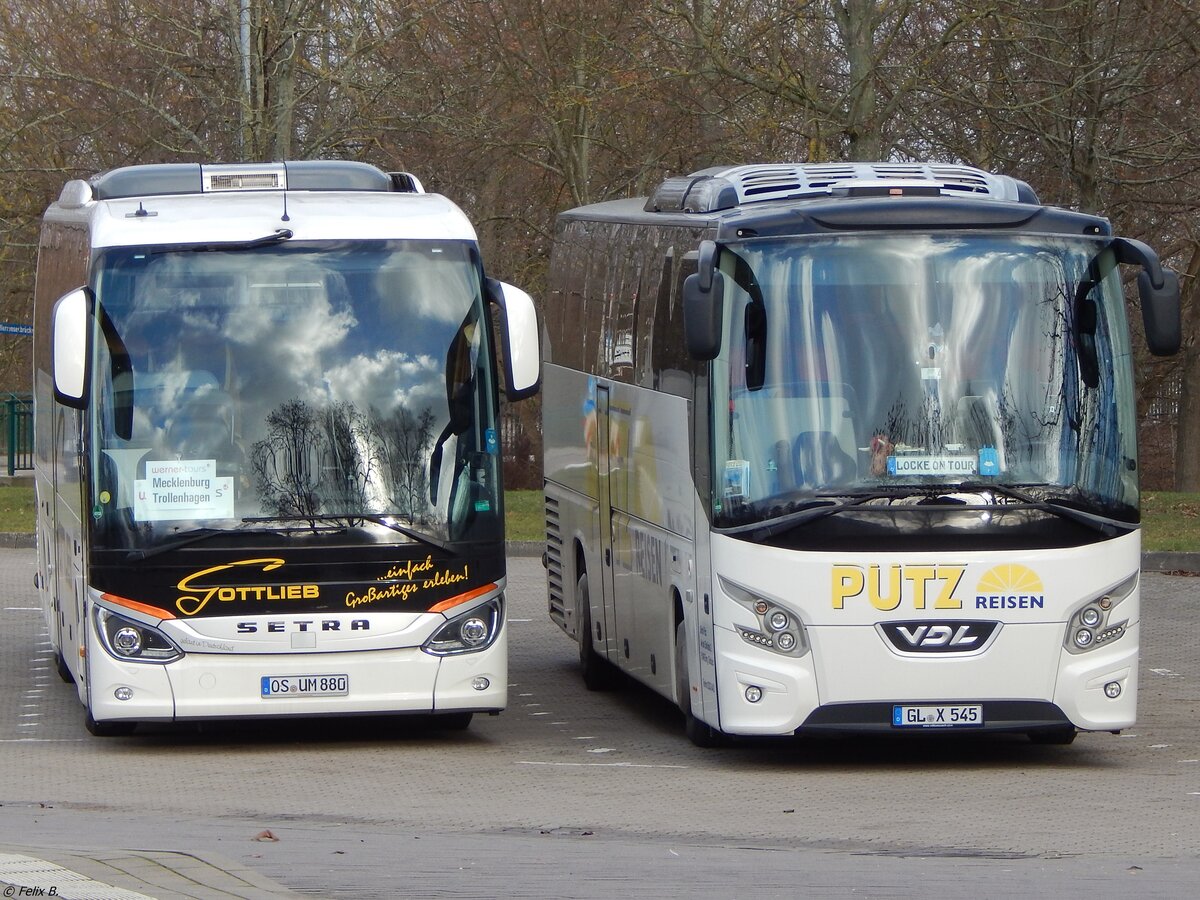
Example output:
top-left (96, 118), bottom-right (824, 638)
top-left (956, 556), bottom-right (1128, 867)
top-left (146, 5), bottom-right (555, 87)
top-left (260, 674), bottom-right (349, 698)
top-left (893, 704), bottom-right (983, 727)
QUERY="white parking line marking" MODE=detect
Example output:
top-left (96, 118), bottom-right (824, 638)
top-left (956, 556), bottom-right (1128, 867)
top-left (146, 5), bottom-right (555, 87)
top-left (518, 761), bottom-right (689, 769)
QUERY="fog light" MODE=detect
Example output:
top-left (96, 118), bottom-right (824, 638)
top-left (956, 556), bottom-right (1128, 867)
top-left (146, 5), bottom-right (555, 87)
top-left (472, 676), bottom-right (491, 691)
top-left (114, 687), bottom-right (134, 701)
top-left (745, 685), bottom-right (763, 703)
top-left (113, 626), bottom-right (143, 656)
top-left (1080, 607), bottom-right (1101, 627)
top-left (776, 632), bottom-right (797, 651)
top-left (1073, 628), bottom-right (1094, 648)
top-left (460, 617), bottom-right (489, 646)
top-left (768, 610), bottom-right (789, 631)
top-left (1104, 681), bottom-right (1122, 699)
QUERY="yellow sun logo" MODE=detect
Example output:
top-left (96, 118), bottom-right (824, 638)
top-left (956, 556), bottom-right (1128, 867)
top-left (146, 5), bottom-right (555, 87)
top-left (976, 564), bottom-right (1044, 595)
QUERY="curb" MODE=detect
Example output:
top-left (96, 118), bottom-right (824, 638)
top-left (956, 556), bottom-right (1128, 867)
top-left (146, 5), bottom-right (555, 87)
top-left (1140, 552), bottom-right (1200, 575)
top-left (0, 844), bottom-right (301, 899)
top-left (506, 540), bottom-right (545, 558)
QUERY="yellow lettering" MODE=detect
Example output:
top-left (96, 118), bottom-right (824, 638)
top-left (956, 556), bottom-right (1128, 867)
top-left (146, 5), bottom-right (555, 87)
top-left (934, 566), bottom-right (965, 609)
top-left (904, 566), bottom-right (936, 610)
top-left (423, 566), bottom-right (470, 589)
top-left (175, 558), bottom-right (285, 616)
top-left (173, 558), bottom-right (321, 615)
top-left (378, 555), bottom-right (436, 583)
top-left (868, 564), bottom-right (903, 611)
top-left (830, 563), bottom-right (966, 612)
top-left (832, 566), bottom-right (864, 609)
top-left (345, 580), bottom-right (422, 609)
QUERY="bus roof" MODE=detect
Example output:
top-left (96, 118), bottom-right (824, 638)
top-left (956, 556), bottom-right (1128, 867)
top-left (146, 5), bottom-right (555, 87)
top-left (556, 162), bottom-right (1111, 239)
top-left (43, 160), bottom-right (478, 246)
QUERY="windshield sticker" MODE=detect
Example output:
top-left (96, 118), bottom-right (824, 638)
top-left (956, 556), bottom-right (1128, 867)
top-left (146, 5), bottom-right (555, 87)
top-left (978, 447), bottom-right (1000, 476)
top-left (887, 454), bottom-right (978, 477)
top-left (135, 459), bottom-right (234, 522)
top-left (724, 460), bottom-right (749, 499)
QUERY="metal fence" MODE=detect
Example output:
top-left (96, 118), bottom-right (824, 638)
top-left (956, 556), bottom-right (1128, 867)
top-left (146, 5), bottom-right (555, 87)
top-left (3, 393), bottom-right (33, 475)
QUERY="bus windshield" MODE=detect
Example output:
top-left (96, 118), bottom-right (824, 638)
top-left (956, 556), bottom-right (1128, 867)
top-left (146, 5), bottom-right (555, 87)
top-left (710, 233), bottom-right (1138, 532)
top-left (88, 239), bottom-right (501, 550)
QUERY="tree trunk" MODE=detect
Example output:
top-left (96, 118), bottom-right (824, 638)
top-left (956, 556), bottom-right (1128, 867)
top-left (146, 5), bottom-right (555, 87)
top-left (1172, 245), bottom-right (1200, 490)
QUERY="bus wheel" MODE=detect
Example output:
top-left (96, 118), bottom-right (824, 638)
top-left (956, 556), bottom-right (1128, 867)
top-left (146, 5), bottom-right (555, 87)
top-left (1028, 727), bottom-right (1076, 745)
top-left (54, 650), bottom-right (74, 684)
top-left (675, 622), bottom-right (724, 748)
top-left (85, 713), bottom-right (136, 737)
top-left (432, 712), bottom-right (473, 731)
top-left (577, 572), bottom-right (615, 691)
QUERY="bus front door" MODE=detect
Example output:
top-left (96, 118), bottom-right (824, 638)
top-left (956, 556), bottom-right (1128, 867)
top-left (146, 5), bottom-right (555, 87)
top-left (594, 386), bottom-right (619, 663)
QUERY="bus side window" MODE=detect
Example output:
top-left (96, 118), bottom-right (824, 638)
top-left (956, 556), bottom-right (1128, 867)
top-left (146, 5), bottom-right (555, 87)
top-left (649, 251), bottom-right (700, 394)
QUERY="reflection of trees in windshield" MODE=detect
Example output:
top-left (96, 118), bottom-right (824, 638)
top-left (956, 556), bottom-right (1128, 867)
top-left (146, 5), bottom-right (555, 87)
top-left (716, 235), bottom-right (1139, 529)
top-left (372, 404), bottom-right (437, 522)
top-left (251, 398), bottom-right (437, 526)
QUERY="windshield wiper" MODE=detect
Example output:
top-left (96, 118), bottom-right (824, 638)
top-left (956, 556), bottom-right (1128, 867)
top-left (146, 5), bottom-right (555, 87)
top-left (240, 513), bottom-right (453, 553)
top-left (719, 492), bottom-right (899, 540)
top-left (126, 522), bottom-right (284, 561)
top-left (720, 483), bottom-right (1132, 542)
top-left (152, 229), bottom-right (294, 255)
top-left (358, 514), bottom-right (453, 553)
top-left (953, 482), bottom-right (1131, 537)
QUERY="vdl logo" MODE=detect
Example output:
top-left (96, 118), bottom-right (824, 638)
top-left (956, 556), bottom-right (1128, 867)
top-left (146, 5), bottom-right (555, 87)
top-left (878, 619), bottom-right (1001, 654)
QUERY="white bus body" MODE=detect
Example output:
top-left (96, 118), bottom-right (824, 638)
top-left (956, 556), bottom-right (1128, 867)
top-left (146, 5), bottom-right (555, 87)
top-left (33, 161), bottom-right (539, 735)
top-left (542, 163), bottom-right (1179, 745)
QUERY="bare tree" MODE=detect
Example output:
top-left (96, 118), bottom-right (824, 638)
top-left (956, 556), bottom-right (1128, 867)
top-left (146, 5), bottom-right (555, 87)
top-left (251, 398), bottom-right (325, 520)
top-left (3, 0), bottom-right (1200, 489)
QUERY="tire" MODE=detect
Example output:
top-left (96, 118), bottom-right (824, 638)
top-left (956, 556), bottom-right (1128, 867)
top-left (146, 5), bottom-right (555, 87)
top-left (1028, 727), bottom-right (1077, 745)
top-left (54, 649), bottom-right (74, 684)
top-left (577, 572), bottom-right (615, 691)
top-left (432, 712), bottom-right (473, 731)
top-left (85, 713), bottom-right (136, 737)
top-left (675, 622), bottom-right (724, 748)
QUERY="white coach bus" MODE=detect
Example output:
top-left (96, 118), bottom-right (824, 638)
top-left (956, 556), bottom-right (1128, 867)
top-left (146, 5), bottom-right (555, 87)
top-left (33, 160), bottom-right (539, 735)
top-left (542, 163), bottom-right (1179, 745)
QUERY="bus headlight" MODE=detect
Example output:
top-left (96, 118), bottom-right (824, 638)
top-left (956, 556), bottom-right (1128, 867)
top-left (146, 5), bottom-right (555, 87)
top-left (113, 626), bottom-right (143, 655)
top-left (95, 607), bottom-right (183, 663)
top-left (460, 616), bottom-right (489, 646)
top-left (720, 576), bottom-right (810, 658)
top-left (1064, 573), bottom-right (1135, 655)
top-left (423, 598), bottom-right (503, 656)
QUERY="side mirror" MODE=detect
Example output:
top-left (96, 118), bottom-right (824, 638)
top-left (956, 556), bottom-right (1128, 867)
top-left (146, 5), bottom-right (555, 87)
top-left (1137, 268), bottom-right (1181, 357)
top-left (52, 287), bottom-right (92, 408)
top-left (1112, 237), bottom-right (1181, 356)
top-left (683, 240), bottom-right (724, 360)
top-left (487, 279), bottom-right (541, 401)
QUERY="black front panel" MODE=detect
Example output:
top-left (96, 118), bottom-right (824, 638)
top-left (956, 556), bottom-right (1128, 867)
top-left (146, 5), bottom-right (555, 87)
top-left (90, 539), bottom-right (504, 620)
